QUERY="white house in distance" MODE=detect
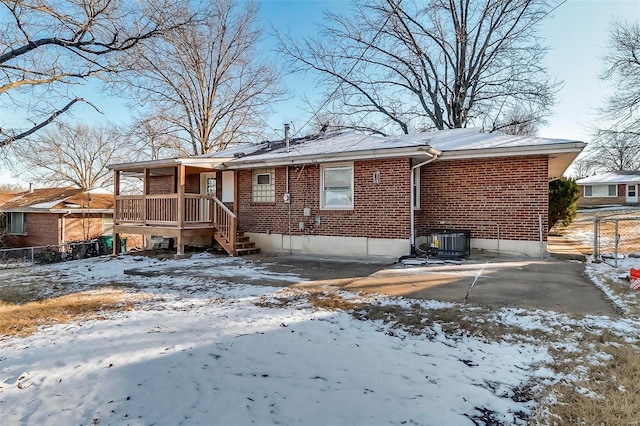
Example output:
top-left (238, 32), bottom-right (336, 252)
top-left (576, 171), bottom-right (640, 207)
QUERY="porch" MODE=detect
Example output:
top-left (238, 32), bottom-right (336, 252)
top-left (111, 162), bottom-right (257, 256)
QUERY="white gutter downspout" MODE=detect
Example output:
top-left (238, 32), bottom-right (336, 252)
top-left (410, 151), bottom-right (441, 254)
top-left (61, 210), bottom-right (72, 252)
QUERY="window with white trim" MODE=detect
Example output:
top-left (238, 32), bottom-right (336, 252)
top-left (413, 168), bottom-right (420, 209)
top-left (321, 163), bottom-right (354, 209)
top-left (7, 212), bottom-right (26, 234)
top-left (584, 184), bottom-right (617, 197)
top-left (252, 168), bottom-right (275, 202)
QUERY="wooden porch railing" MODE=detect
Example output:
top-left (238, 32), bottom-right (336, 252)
top-left (212, 197), bottom-right (237, 254)
top-left (115, 195), bottom-right (235, 234)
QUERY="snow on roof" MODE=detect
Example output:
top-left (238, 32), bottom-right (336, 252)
top-left (576, 171), bottom-right (640, 185)
top-left (223, 131), bottom-right (433, 164)
top-left (211, 128), bottom-right (583, 167)
top-left (424, 128), bottom-right (580, 151)
top-left (0, 187), bottom-right (113, 211)
top-left (198, 141), bottom-right (269, 159)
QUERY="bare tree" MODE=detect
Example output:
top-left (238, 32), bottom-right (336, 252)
top-left (0, 0), bottom-right (190, 148)
top-left (279, 0), bottom-right (560, 135)
top-left (583, 20), bottom-right (640, 172)
top-left (13, 122), bottom-right (133, 189)
top-left (126, 116), bottom-right (187, 160)
top-left (113, 0), bottom-right (285, 155)
top-left (600, 20), bottom-right (640, 137)
top-left (581, 131), bottom-right (640, 173)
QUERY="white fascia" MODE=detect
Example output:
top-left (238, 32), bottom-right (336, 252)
top-left (436, 142), bottom-right (586, 160)
top-left (219, 146), bottom-right (441, 170)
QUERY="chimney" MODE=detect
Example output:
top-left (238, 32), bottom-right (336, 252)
top-left (29, 183), bottom-right (33, 193)
top-left (284, 123), bottom-right (291, 153)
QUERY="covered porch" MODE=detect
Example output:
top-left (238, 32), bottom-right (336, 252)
top-left (110, 159), bottom-right (249, 256)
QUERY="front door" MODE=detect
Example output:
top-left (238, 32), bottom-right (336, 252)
top-left (627, 184), bottom-right (638, 203)
top-left (200, 173), bottom-right (217, 221)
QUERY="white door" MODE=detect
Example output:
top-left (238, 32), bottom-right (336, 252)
top-left (221, 171), bottom-right (235, 203)
top-left (200, 173), bottom-right (217, 221)
top-left (627, 184), bottom-right (638, 203)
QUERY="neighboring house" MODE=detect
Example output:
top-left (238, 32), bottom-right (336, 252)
top-left (575, 171), bottom-right (640, 207)
top-left (0, 187), bottom-right (115, 248)
top-left (108, 128), bottom-right (585, 258)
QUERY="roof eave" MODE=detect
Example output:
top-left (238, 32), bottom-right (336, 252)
top-left (436, 142), bottom-right (587, 160)
top-left (108, 158), bottom-right (183, 171)
top-left (218, 146), bottom-right (441, 170)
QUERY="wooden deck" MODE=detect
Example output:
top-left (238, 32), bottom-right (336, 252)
top-left (114, 194), bottom-right (237, 255)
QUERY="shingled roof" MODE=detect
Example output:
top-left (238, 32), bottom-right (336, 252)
top-left (0, 188), bottom-right (113, 212)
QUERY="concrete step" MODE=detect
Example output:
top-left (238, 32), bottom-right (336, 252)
top-left (236, 247), bottom-right (261, 255)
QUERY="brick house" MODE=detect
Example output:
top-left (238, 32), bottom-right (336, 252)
top-left (575, 171), bottom-right (640, 207)
top-left (109, 128), bottom-right (585, 258)
top-left (0, 187), bottom-right (118, 249)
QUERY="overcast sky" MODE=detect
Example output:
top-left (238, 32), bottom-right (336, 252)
top-left (2, 0), bottom-right (640, 185)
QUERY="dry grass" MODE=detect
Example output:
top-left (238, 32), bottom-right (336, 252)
top-left (0, 288), bottom-right (147, 338)
top-left (532, 344), bottom-right (640, 425)
top-left (554, 209), bottom-right (640, 254)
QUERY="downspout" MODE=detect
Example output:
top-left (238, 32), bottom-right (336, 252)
top-left (61, 210), bottom-right (71, 253)
top-left (410, 150), bottom-right (441, 254)
top-left (284, 124), bottom-right (292, 254)
top-left (286, 165), bottom-right (291, 254)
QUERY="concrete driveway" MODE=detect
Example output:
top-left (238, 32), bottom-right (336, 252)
top-left (251, 254), bottom-right (617, 316)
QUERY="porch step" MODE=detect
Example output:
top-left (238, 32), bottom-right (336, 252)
top-left (214, 231), bottom-right (260, 256)
top-left (236, 247), bottom-right (261, 255)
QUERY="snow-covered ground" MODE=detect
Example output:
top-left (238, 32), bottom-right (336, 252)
top-left (1, 253), bottom-right (638, 425)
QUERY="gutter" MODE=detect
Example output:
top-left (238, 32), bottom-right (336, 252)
top-left (435, 142), bottom-right (586, 161)
top-left (219, 146), bottom-right (440, 170)
top-left (410, 150), bottom-right (442, 254)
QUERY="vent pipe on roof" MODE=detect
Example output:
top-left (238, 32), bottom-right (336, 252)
top-left (284, 123), bottom-right (291, 153)
top-left (29, 183), bottom-right (33, 193)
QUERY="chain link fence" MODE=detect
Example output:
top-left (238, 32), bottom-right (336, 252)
top-left (0, 239), bottom-right (111, 270)
top-left (593, 216), bottom-right (640, 267)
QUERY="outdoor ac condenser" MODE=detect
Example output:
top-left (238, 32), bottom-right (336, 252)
top-left (426, 229), bottom-right (471, 259)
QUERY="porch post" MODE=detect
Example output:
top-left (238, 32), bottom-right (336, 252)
top-left (142, 168), bottom-right (148, 226)
top-left (176, 164), bottom-right (186, 255)
top-left (113, 169), bottom-right (120, 255)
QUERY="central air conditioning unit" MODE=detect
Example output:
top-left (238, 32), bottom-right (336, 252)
top-left (424, 229), bottom-right (470, 259)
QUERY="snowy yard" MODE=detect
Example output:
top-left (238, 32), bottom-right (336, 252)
top-left (1, 253), bottom-right (639, 425)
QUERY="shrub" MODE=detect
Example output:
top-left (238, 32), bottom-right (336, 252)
top-left (549, 177), bottom-right (579, 229)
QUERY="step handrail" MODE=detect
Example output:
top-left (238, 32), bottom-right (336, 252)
top-left (212, 196), bottom-right (237, 254)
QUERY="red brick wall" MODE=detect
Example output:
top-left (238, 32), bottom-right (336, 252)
top-left (186, 173), bottom-right (199, 193)
top-left (577, 183), bottom-right (627, 206)
top-left (417, 156), bottom-right (549, 241)
top-left (64, 214), bottom-right (106, 242)
top-left (148, 175), bottom-right (173, 194)
top-left (237, 158), bottom-right (412, 239)
top-left (147, 173), bottom-right (200, 194)
top-left (6, 213), bottom-right (60, 247)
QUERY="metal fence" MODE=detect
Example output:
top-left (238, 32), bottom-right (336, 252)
top-left (593, 216), bottom-right (640, 267)
top-left (0, 239), bottom-right (109, 270)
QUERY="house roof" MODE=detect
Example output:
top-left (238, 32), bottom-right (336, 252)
top-left (108, 128), bottom-right (586, 179)
top-left (576, 171), bottom-right (640, 185)
top-left (0, 193), bottom-right (15, 206)
top-left (219, 132), bottom-right (440, 169)
top-left (0, 188), bottom-right (113, 213)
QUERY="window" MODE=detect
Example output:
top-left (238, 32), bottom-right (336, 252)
top-left (584, 185), bottom-right (617, 197)
top-left (205, 177), bottom-right (217, 195)
top-left (252, 168), bottom-right (275, 202)
top-left (321, 163), bottom-right (354, 209)
top-left (628, 185), bottom-right (637, 197)
top-left (7, 212), bottom-right (25, 234)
